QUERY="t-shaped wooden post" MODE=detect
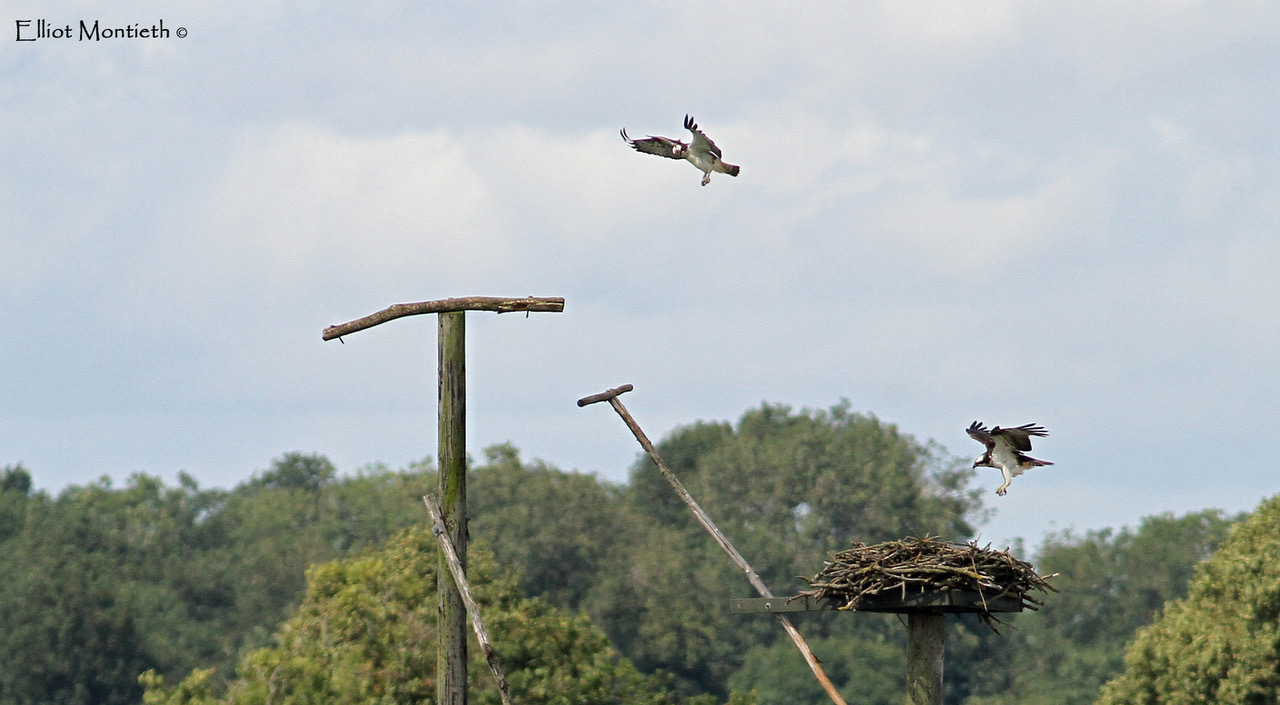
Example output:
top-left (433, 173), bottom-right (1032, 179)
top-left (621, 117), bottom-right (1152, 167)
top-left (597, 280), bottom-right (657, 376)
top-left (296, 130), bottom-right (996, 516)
top-left (325, 295), bottom-right (564, 705)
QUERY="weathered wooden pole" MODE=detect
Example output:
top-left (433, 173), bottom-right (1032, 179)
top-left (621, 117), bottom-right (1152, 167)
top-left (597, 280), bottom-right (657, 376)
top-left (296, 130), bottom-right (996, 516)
top-left (437, 311), bottom-right (468, 705)
top-left (323, 295), bottom-right (564, 705)
top-left (907, 614), bottom-right (945, 705)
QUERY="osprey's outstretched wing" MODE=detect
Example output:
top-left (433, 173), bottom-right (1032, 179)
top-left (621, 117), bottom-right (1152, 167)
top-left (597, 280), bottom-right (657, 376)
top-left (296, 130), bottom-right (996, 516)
top-left (966, 421), bottom-right (996, 451)
top-left (968, 421), bottom-right (1047, 452)
top-left (991, 423), bottom-right (1048, 452)
top-left (620, 128), bottom-right (687, 160)
top-left (684, 114), bottom-right (723, 158)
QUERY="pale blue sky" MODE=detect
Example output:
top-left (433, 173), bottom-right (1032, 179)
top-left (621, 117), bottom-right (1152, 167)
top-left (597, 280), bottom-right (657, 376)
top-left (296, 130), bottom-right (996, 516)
top-left (3, 1), bottom-right (1279, 546)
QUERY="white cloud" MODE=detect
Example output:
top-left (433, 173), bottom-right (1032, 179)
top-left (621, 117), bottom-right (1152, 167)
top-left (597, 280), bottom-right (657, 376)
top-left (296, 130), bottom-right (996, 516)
top-left (202, 123), bottom-right (502, 282)
top-left (865, 176), bottom-right (1083, 272)
top-left (877, 1), bottom-right (1019, 50)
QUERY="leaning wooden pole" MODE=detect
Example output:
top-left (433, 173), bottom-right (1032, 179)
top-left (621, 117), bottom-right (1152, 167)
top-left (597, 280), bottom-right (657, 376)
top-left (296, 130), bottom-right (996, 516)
top-left (424, 494), bottom-right (513, 705)
top-left (578, 384), bottom-right (849, 705)
top-left (438, 311), bottom-right (468, 705)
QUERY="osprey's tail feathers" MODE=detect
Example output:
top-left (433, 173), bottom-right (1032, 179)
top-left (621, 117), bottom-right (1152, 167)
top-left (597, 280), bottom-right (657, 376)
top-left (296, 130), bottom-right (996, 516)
top-left (1021, 455), bottom-right (1053, 468)
top-left (722, 162), bottom-right (740, 177)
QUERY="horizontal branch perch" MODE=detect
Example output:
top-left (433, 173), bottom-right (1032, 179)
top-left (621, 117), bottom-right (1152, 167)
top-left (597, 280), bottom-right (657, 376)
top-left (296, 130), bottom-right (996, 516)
top-left (577, 384), bottom-right (633, 407)
top-left (323, 296), bottom-right (565, 340)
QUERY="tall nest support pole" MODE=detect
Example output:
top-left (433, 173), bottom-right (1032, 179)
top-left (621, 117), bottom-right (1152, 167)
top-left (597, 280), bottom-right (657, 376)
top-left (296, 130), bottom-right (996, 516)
top-left (324, 295), bottom-right (564, 705)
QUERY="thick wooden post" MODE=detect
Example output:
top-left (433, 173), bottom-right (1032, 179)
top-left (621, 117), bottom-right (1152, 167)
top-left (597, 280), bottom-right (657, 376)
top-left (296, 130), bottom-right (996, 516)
top-left (906, 614), bottom-right (945, 705)
top-left (437, 311), bottom-right (467, 705)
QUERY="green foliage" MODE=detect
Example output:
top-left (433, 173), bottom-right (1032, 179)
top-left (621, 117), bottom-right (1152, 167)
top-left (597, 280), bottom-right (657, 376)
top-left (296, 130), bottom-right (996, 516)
top-left (0, 474), bottom-right (216, 705)
top-left (246, 451), bottom-right (336, 491)
top-left (730, 635), bottom-right (904, 705)
top-left (1095, 495), bottom-right (1280, 705)
top-left (469, 443), bottom-right (624, 609)
top-left (0, 455), bottom-right (434, 705)
top-left (141, 527), bottom-right (681, 705)
top-left (0, 463), bottom-right (33, 542)
top-left (627, 402), bottom-right (981, 555)
top-left (959, 509), bottom-right (1240, 705)
top-left (0, 448), bottom-right (708, 705)
top-left (1, 463), bottom-right (32, 494)
top-left (196, 458), bottom-right (426, 650)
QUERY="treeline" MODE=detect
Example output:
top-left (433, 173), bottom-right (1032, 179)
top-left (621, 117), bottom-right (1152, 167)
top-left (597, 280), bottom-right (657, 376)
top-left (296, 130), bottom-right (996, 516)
top-left (0, 402), bottom-right (1244, 704)
top-left (1097, 493), bottom-right (1280, 704)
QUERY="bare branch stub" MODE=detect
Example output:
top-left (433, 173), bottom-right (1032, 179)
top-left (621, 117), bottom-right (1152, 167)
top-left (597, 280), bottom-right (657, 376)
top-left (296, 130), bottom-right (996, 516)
top-left (322, 296), bottom-right (565, 341)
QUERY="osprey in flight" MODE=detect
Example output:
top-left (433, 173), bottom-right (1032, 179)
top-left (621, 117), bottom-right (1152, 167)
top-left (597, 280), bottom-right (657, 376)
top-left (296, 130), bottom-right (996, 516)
top-left (966, 421), bottom-right (1054, 496)
top-left (621, 115), bottom-right (740, 186)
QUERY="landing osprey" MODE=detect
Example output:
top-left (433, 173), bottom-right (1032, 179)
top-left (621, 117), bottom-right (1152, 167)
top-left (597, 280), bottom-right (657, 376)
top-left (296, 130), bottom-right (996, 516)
top-left (621, 115), bottom-right (740, 186)
top-left (966, 421), bottom-right (1054, 496)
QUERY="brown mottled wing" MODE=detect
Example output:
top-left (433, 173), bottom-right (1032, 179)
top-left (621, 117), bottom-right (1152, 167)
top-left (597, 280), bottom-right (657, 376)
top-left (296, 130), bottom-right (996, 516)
top-left (992, 423), bottom-right (1048, 452)
top-left (684, 114), bottom-right (722, 158)
top-left (966, 421), bottom-right (996, 452)
top-left (621, 128), bottom-right (687, 160)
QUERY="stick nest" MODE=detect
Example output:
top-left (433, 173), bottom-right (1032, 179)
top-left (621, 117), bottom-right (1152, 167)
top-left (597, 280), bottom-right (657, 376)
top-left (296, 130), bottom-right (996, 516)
top-left (798, 536), bottom-right (1056, 628)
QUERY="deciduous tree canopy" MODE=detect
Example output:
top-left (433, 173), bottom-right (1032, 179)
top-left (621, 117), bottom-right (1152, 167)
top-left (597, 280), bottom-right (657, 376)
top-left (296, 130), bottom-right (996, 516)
top-left (1096, 494), bottom-right (1280, 705)
top-left (958, 509), bottom-right (1240, 705)
top-left (140, 528), bottom-right (688, 705)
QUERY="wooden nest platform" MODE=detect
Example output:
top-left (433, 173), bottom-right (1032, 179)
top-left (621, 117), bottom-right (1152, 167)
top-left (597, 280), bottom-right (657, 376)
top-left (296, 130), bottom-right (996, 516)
top-left (798, 536), bottom-right (1056, 629)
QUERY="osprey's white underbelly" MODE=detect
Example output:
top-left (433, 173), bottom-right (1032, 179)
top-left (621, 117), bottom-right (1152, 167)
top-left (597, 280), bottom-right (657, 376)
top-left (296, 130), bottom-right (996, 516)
top-left (991, 446), bottom-right (1027, 477)
top-left (686, 151), bottom-right (717, 173)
